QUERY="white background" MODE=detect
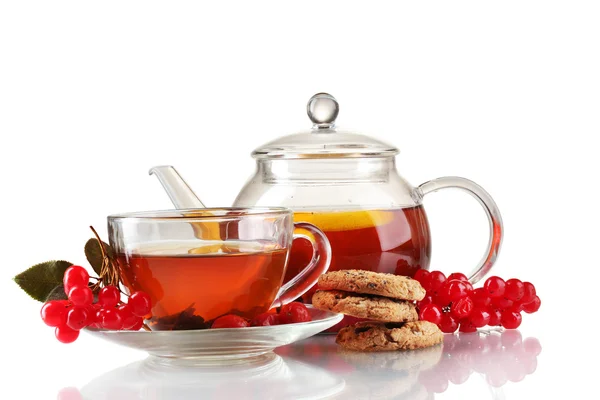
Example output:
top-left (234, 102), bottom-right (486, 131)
top-left (1, 1), bottom-right (599, 399)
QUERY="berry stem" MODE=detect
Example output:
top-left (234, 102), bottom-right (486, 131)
top-left (89, 226), bottom-right (122, 290)
top-left (90, 226), bottom-right (108, 259)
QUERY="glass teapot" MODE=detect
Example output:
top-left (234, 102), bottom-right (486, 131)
top-left (149, 92), bottom-right (502, 294)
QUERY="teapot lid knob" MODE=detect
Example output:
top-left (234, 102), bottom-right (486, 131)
top-left (307, 93), bottom-right (339, 130)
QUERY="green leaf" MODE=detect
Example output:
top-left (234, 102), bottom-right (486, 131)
top-left (13, 260), bottom-right (73, 302)
top-left (45, 285), bottom-right (68, 301)
top-left (84, 238), bottom-right (114, 276)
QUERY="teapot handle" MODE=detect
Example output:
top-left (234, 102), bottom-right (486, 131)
top-left (416, 177), bottom-right (503, 284)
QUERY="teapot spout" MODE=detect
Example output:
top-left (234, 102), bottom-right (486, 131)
top-left (149, 165), bottom-right (205, 209)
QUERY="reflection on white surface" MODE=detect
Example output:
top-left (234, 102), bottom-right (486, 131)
top-left (432, 329), bottom-right (541, 390)
top-left (278, 329), bottom-right (541, 399)
top-left (77, 353), bottom-right (344, 400)
top-left (65, 329), bottom-right (541, 400)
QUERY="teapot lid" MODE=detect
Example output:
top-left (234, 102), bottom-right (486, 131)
top-left (251, 93), bottom-right (399, 159)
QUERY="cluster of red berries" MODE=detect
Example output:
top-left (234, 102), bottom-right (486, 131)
top-left (413, 270), bottom-right (541, 333)
top-left (40, 265), bottom-right (152, 343)
top-left (210, 302), bottom-right (312, 329)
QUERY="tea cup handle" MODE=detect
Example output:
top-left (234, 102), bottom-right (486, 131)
top-left (271, 222), bottom-right (332, 308)
top-left (416, 177), bottom-right (503, 284)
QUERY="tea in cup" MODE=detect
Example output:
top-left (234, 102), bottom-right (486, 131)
top-left (108, 208), bottom-right (331, 330)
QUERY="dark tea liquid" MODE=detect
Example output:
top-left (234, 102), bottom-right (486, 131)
top-left (118, 244), bottom-right (288, 330)
top-left (287, 206), bottom-right (431, 330)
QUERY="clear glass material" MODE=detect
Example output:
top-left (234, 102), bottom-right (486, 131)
top-left (234, 158), bottom-right (418, 210)
top-left (233, 93), bottom-right (503, 287)
top-left (251, 93), bottom-right (398, 159)
top-left (85, 306), bottom-right (343, 363)
top-left (145, 93), bottom-right (503, 332)
top-left (107, 208), bottom-right (331, 330)
top-left (233, 158), bottom-right (502, 285)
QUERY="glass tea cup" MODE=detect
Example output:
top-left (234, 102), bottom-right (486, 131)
top-left (107, 207), bottom-right (331, 331)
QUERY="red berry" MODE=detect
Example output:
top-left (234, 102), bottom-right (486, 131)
top-left (501, 310), bottom-right (522, 329)
top-left (98, 286), bottom-right (120, 308)
top-left (68, 285), bottom-right (93, 306)
top-left (250, 313), bottom-right (281, 326)
top-left (435, 286), bottom-right (451, 308)
top-left (127, 318), bottom-right (144, 331)
top-left (469, 308), bottom-right (490, 328)
top-left (521, 282), bottom-right (536, 304)
top-left (117, 304), bottom-right (138, 329)
top-left (459, 319), bottom-right (477, 333)
top-left (463, 281), bottom-right (474, 292)
top-left (471, 288), bottom-right (491, 308)
top-left (522, 295), bottom-right (541, 313)
top-left (447, 272), bottom-right (468, 282)
top-left (101, 308), bottom-right (124, 330)
top-left (86, 304), bottom-right (101, 328)
top-left (413, 269), bottom-right (431, 291)
top-left (211, 314), bottom-right (249, 329)
top-left (488, 308), bottom-right (502, 326)
top-left (419, 304), bottom-right (443, 325)
top-left (483, 276), bottom-right (505, 298)
top-left (492, 296), bottom-right (513, 309)
top-left (417, 295), bottom-right (435, 310)
top-left (429, 271), bottom-right (447, 292)
top-left (279, 302), bottom-right (312, 324)
top-left (451, 296), bottom-right (474, 319)
top-left (63, 265), bottom-right (89, 294)
top-left (41, 300), bottom-right (70, 327)
top-left (66, 306), bottom-right (90, 330)
top-left (439, 313), bottom-right (459, 333)
top-left (55, 325), bottom-right (80, 343)
top-left (93, 307), bottom-right (104, 328)
top-left (128, 291), bottom-right (152, 317)
top-left (445, 280), bottom-right (470, 302)
top-left (505, 279), bottom-right (525, 302)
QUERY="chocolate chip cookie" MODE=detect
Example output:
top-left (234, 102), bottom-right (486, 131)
top-left (312, 290), bottom-right (418, 322)
top-left (336, 321), bottom-right (443, 352)
top-left (318, 270), bottom-right (426, 301)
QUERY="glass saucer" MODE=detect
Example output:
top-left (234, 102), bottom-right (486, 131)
top-left (85, 306), bottom-right (342, 365)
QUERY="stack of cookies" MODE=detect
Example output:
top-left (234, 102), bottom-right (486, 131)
top-left (312, 270), bottom-right (443, 352)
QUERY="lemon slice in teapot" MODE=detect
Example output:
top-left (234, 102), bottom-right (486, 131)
top-left (293, 210), bottom-right (394, 232)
